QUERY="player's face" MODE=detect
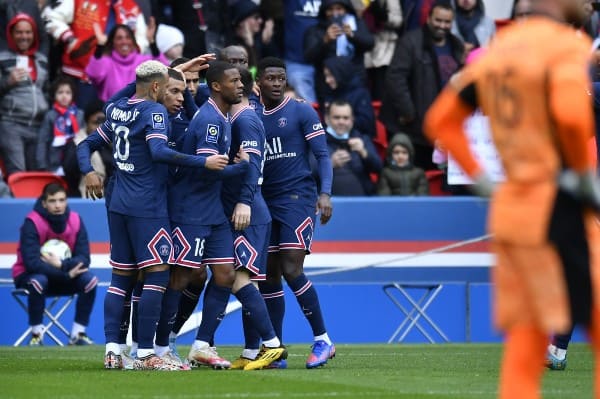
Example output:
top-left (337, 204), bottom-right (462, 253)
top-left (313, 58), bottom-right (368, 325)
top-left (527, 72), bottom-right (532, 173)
top-left (163, 78), bottom-right (185, 114)
top-left (326, 104), bottom-right (353, 134)
top-left (54, 84), bottom-right (73, 108)
top-left (324, 67), bottom-right (337, 90)
top-left (42, 191), bottom-right (67, 215)
top-left (11, 20), bottom-right (34, 52)
top-left (154, 73), bottom-right (169, 103)
top-left (221, 47), bottom-right (249, 67)
top-left (219, 68), bottom-right (244, 105)
top-left (183, 70), bottom-right (200, 96)
top-left (427, 7), bottom-right (454, 42)
top-left (258, 67), bottom-right (286, 102)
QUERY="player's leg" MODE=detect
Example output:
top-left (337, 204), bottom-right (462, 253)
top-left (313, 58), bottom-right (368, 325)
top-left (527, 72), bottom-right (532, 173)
top-left (14, 273), bottom-right (48, 345)
top-left (129, 276), bottom-right (143, 357)
top-left (67, 270), bottom-right (98, 345)
top-left (188, 223), bottom-right (234, 369)
top-left (230, 225), bottom-right (287, 370)
top-left (546, 330), bottom-right (573, 370)
top-left (170, 267), bottom-right (207, 354)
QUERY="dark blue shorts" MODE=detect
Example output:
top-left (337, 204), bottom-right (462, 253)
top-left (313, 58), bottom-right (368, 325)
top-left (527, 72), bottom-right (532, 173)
top-left (267, 201), bottom-right (316, 254)
top-left (171, 222), bottom-right (234, 268)
top-left (233, 223), bottom-right (270, 281)
top-left (108, 212), bottom-right (173, 270)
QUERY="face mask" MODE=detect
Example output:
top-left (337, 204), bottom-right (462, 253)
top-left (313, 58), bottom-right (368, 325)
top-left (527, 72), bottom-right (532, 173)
top-left (326, 125), bottom-right (349, 140)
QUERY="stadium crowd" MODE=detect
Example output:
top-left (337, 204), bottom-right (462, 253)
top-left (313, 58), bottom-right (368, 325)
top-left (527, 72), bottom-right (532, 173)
top-left (0, 0), bottom-right (541, 198)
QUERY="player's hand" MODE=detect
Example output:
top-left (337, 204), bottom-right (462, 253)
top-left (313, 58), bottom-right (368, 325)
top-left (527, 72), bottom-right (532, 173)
top-left (68, 263), bottom-right (88, 279)
top-left (84, 171), bottom-right (104, 200)
top-left (92, 22), bottom-right (108, 46)
top-left (8, 67), bottom-right (28, 86)
top-left (232, 203), bottom-right (251, 231)
top-left (252, 81), bottom-right (261, 97)
top-left (559, 170), bottom-right (600, 211)
top-left (175, 53), bottom-right (216, 72)
top-left (317, 193), bottom-right (333, 225)
top-left (331, 149), bottom-right (351, 168)
top-left (236, 148), bottom-right (249, 163)
top-left (325, 24), bottom-right (342, 43)
top-left (205, 154), bottom-right (229, 170)
top-left (41, 252), bottom-right (62, 268)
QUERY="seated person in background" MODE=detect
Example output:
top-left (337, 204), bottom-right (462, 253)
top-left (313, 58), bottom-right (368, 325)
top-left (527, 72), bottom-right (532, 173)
top-left (11, 182), bottom-right (98, 346)
top-left (322, 56), bottom-right (376, 137)
top-left (377, 133), bottom-right (429, 196)
top-left (316, 99), bottom-right (382, 196)
top-left (36, 75), bottom-right (84, 178)
top-left (63, 99), bottom-right (113, 197)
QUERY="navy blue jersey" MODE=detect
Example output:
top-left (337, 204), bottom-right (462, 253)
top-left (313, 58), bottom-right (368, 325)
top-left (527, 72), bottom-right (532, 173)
top-left (222, 106), bottom-right (271, 225)
top-left (260, 96), bottom-right (333, 201)
top-left (169, 98), bottom-right (247, 225)
top-left (99, 98), bottom-right (171, 217)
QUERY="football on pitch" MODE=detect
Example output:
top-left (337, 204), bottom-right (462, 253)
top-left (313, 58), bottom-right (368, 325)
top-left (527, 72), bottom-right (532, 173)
top-left (40, 239), bottom-right (71, 263)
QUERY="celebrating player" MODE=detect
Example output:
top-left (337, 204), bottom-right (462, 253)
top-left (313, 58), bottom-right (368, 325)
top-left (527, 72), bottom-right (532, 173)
top-left (256, 57), bottom-right (335, 368)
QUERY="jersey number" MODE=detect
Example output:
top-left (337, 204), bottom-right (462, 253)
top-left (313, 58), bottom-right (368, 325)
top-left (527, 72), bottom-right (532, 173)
top-left (113, 125), bottom-right (131, 161)
top-left (194, 238), bottom-right (205, 257)
top-left (486, 69), bottom-right (522, 129)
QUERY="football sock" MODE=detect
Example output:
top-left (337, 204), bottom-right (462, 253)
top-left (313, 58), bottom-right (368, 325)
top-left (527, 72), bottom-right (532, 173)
top-left (287, 273), bottom-right (327, 336)
top-left (242, 348), bottom-right (259, 360)
top-left (552, 330), bottom-right (573, 350)
top-left (234, 284), bottom-right (279, 345)
top-left (259, 280), bottom-right (285, 341)
top-left (195, 279), bottom-right (230, 343)
top-left (315, 333), bottom-right (332, 346)
top-left (131, 281), bottom-right (143, 345)
top-left (31, 324), bottom-right (43, 336)
top-left (137, 269), bottom-right (169, 351)
top-left (242, 307), bottom-right (261, 350)
top-left (70, 322), bottom-right (86, 339)
top-left (118, 297), bottom-right (131, 345)
top-left (498, 325), bottom-right (546, 399)
top-left (104, 273), bottom-right (134, 345)
top-left (172, 284), bottom-right (203, 334)
top-left (155, 287), bottom-right (182, 347)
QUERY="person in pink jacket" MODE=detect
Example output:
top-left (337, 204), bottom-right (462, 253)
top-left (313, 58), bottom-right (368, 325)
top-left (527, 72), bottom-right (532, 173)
top-left (85, 19), bottom-right (167, 101)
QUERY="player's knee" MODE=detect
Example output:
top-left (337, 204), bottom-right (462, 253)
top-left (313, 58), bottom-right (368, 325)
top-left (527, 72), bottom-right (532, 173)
top-left (211, 266), bottom-right (235, 287)
top-left (190, 266), bottom-right (207, 284)
top-left (169, 266), bottom-right (192, 290)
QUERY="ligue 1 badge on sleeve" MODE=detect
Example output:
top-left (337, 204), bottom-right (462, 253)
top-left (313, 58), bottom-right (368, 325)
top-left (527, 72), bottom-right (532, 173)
top-left (206, 124), bottom-right (220, 143)
top-left (152, 113), bottom-right (165, 129)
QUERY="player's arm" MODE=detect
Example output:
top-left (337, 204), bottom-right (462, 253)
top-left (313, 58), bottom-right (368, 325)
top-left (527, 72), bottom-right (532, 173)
top-left (237, 118), bottom-right (263, 206)
top-left (303, 107), bottom-right (333, 224)
top-left (424, 79), bottom-right (487, 192)
top-left (20, 219), bottom-right (70, 280)
top-left (107, 81), bottom-right (136, 105)
top-left (182, 88), bottom-right (199, 120)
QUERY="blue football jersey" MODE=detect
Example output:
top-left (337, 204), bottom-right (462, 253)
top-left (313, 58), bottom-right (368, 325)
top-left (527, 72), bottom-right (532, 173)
top-left (260, 96), bottom-right (333, 201)
top-left (222, 106), bottom-right (271, 225)
top-left (169, 98), bottom-right (235, 225)
top-left (98, 98), bottom-right (170, 217)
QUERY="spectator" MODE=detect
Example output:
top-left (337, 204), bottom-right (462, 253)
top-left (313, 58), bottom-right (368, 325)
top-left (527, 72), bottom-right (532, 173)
top-left (155, 23), bottom-right (185, 64)
top-left (377, 133), bottom-right (428, 195)
top-left (304, 0), bottom-right (374, 104)
top-left (0, 168), bottom-right (11, 197)
top-left (37, 75), bottom-right (84, 179)
top-left (380, 0), bottom-right (463, 170)
top-left (0, 12), bottom-right (49, 175)
top-left (230, 0), bottom-right (278, 71)
top-left (451, 0), bottom-right (495, 52)
top-left (11, 182), bottom-right (98, 346)
top-left (282, 0), bottom-right (320, 103)
top-left (65, 99), bottom-right (113, 198)
top-left (323, 55), bottom-right (376, 137)
top-left (363, 0), bottom-right (404, 101)
top-left (85, 22), bottom-right (167, 102)
top-left (42, 0), bottom-right (148, 109)
top-left (0, 0), bottom-right (49, 54)
top-left (401, 0), bottom-right (435, 33)
top-left (318, 100), bottom-right (382, 196)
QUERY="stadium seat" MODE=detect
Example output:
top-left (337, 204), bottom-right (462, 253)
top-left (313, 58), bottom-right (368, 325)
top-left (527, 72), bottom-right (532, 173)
top-left (425, 170), bottom-right (450, 196)
top-left (8, 172), bottom-right (67, 198)
top-left (11, 288), bottom-right (75, 346)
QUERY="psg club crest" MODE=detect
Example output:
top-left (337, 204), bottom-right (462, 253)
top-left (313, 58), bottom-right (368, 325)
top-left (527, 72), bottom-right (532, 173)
top-left (152, 113), bottom-right (165, 129)
top-left (277, 117), bottom-right (287, 128)
top-left (206, 124), bottom-right (220, 143)
top-left (159, 244), bottom-right (170, 257)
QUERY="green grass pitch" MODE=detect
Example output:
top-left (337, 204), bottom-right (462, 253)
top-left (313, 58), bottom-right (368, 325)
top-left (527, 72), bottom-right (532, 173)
top-left (0, 343), bottom-right (594, 398)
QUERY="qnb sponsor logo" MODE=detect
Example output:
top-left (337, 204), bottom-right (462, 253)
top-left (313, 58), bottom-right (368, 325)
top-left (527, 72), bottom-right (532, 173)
top-left (241, 140), bottom-right (258, 148)
top-left (265, 136), bottom-right (296, 160)
top-left (116, 161), bottom-right (135, 172)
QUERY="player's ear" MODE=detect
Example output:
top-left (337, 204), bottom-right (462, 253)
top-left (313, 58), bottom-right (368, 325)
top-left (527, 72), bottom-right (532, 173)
top-left (210, 81), bottom-right (221, 93)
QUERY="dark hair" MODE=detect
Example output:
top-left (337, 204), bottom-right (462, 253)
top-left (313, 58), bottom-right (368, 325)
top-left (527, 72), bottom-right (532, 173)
top-left (205, 60), bottom-right (236, 91)
top-left (42, 182), bottom-right (66, 200)
top-left (257, 57), bottom-right (286, 78)
top-left (84, 98), bottom-right (105, 122)
top-left (326, 99), bottom-right (353, 115)
top-left (237, 66), bottom-right (253, 97)
top-left (51, 75), bottom-right (77, 102)
top-left (167, 67), bottom-right (185, 81)
top-left (429, 0), bottom-right (454, 16)
top-left (105, 24), bottom-right (139, 55)
top-left (169, 57), bottom-right (190, 68)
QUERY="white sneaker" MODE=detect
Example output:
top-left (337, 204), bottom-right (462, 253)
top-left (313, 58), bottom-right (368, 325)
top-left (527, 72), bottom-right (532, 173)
top-left (188, 346), bottom-right (231, 369)
top-left (133, 354), bottom-right (182, 371)
top-left (161, 350), bottom-right (190, 370)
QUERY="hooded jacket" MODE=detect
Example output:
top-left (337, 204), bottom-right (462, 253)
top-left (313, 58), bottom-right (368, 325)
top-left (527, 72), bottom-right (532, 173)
top-left (322, 56), bottom-right (376, 137)
top-left (0, 12), bottom-right (48, 127)
top-left (377, 133), bottom-right (428, 196)
top-left (303, 0), bottom-right (374, 101)
top-left (450, 0), bottom-right (495, 48)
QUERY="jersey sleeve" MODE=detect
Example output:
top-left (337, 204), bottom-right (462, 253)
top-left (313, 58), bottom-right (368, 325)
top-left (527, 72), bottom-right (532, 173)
top-left (300, 103), bottom-right (333, 195)
top-left (145, 103), bottom-right (169, 143)
top-left (194, 116), bottom-right (223, 156)
top-left (238, 114), bottom-right (264, 206)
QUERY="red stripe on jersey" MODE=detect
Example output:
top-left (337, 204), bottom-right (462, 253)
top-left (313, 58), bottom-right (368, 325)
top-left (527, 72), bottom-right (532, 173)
top-left (197, 148), bottom-right (219, 155)
top-left (146, 133), bottom-right (167, 141)
top-left (305, 130), bottom-right (325, 141)
top-left (97, 127), bottom-right (110, 143)
top-left (262, 96), bottom-right (291, 115)
top-left (230, 105), bottom-right (253, 122)
top-left (245, 148), bottom-right (262, 156)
